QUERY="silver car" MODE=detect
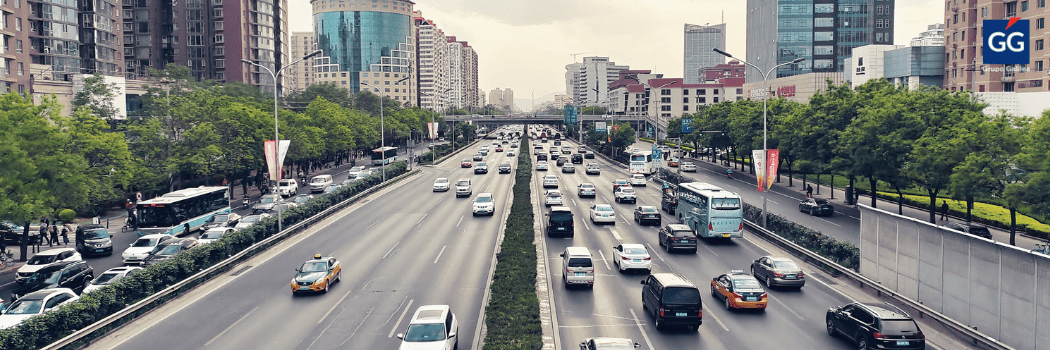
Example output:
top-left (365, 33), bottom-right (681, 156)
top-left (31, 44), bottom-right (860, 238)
top-left (750, 256), bottom-right (806, 289)
top-left (433, 177), bottom-right (451, 192)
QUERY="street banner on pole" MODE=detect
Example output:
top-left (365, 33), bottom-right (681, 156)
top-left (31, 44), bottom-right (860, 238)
top-left (753, 150), bottom-right (767, 191)
top-left (765, 149), bottom-right (779, 190)
top-left (264, 140), bottom-right (291, 181)
top-left (427, 122), bottom-right (438, 139)
top-left (752, 149), bottom-right (781, 191)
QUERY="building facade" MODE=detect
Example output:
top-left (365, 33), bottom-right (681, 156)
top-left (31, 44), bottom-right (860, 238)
top-left (742, 71), bottom-right (845, 103)
top-left (487, 87), bottom-right (514, 111)
top-left (845, 43), bottom-right (944, 90)
top-left (414, 15), bottom-right (447, 110)
top-left (683, 23), bottom-right (726, 84)
top-left (288, 31), bottom-right (315, 92)
top-left (564, 56), bottom-right (628, 106)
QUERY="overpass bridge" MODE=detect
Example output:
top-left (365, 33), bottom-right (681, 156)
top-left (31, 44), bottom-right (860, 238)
top-left (442, 114), bottom-right (667, 136)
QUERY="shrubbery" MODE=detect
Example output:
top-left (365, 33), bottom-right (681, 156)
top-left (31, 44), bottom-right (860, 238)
top-left (0, 161), bottom-right (410, 350)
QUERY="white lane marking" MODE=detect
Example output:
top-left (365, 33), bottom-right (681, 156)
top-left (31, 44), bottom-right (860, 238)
top-left (204, 305), bottom-right (259, 346)
top-left (645, 243), bottom-right (672, 271)
top-left (457, 215), bottom-right (464, 227)
top-left (319, 285), bottom-right (356, 324)
top-left (583, 221), bottom-right (590, 231)
top-left (703, 304), bottom-right (731, 332)
top-left (766, 294), bottom-right (805, 321)
top-left (365, 220), bottom-right (379, 230)
top-left (741, 237), bottom-right (773, 254)
top-left (335, 305), bottom-right (374, 348)
top-left (415, 213), bottom-right (428, 226)
top-left (382, 242), bottom-right (399, 259)
top-left (723, 183), bottom-right (739, 190)
top-left (0, 281), bottom-right (14, 289)
top-left (807, 274), bottom-right (858, 303)
top-left (610, 229), bottom-right (622, 241)
top-left (597, 250), bottom-right (612, 270)
top-left (702, 244), bottom-right (720, 257)
top-left (768, 199), bottom-right (779, 205)
top-left (571, 198), bottom-right (577, 206)
top-left (815, 216), bottom-right (842, 227)
top-left (388, 299), bottom-right (414, 338)
top-left (433, 245), bottom-right (447, 264)
top-left (629, 309), bottom-right (657, 350)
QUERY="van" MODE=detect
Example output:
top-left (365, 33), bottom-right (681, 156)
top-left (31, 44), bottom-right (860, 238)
top-left (560, 246), bottom-right (594, 288)
top-left (546, 206), bottom-right (574, 236)
top-left (309, 175), bottom-right (333, 193)
top-left (640, 273), bottom-right (703, 331)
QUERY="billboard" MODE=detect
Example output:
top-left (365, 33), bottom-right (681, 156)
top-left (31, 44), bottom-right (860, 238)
top-left (983, 18), bottom-right (1029, 64)
top-left (752, 149), bottom-right (780, 191)
top-left (563, 105), bottom-right (578, 126)
top-left (264, 140), bottom-right (291, 181)
top-left (595, 121), bottom-right (607, 133)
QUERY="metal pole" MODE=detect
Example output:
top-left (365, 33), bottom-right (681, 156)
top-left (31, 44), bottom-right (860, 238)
top-left (362, 76), bottom-right (409, 182)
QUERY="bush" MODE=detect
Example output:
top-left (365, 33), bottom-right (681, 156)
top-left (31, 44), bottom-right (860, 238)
top-left (57, 209), bottom-right (76, 222)
top-left (742, 203), bottom-right (860, 270)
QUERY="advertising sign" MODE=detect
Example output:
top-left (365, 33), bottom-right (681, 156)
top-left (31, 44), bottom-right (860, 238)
top-left (427, 122), bottom-right (438, 139)
top-left (752, 149), bottom-right (780, 191)
top-left (264, 140), bottom-right (291, 181)
top-left (983, 18), bottom-right (1029, 64)
top-left (563, 105), bottom-right (578, 126)
top-left (595, 121), bottom-right (607, 133)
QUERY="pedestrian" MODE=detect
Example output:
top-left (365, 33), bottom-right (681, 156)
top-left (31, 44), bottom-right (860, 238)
top-left (61, 224), bottom-right (70, 245)
top-left (940, 200), bottom-right (949, 221)
top-left (806, 185), bottom-right (813, 198)
top-left (39, 222), bottom-right (49, 246)
top-left (184, 223), bottom-right (191, 236)
top-left (49, 224), bottom-right (59, 247)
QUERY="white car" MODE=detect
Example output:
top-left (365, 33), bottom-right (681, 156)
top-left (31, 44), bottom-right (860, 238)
top-left (614, 187), bottom-right (637, 204)
top-left (536, 161), bottom-right (549, 171)
top-left (589, 204), bottom-right (616, 224)
top-left (681, 162), bottom-right (697, 172)
top-left (16, 248), bottom-right (82, 284)
top-left (199, 227), bottom-right (235, 244)
top-left (472, 193), bottom-right (495, 216)
top-left (455, 179), bottom-right (472, 198)
top-left (612, 244), bottom-right (652, 273)
top-left (433, 178), bottom-right (451, 192)
top-left (308, 175), bottom-right (333, 193)
top-left (577, 183), bottom-right (596, 197)
top-left (122, 234), bottom-right (175, 265)
top-left (234, 213), bottom-right (271, 230)
top-left (84, 267), bottom-right (143, 293)
top-left (277, 179), bottom-right (298, 197)
top-left (544, 190), bottom-right (564, 206)
top-left (507, 150), bottom-right (515, 157)
top-left (0, 288), bottom-right (79, 330)
top-left (397, 305), bottom-right (459, 350)
top-left (542, 175), bottom-right (559, 188)
top-left (630, 174), bottom-right (647, 187)
top-left (348, 166), bottom-right (367, 178)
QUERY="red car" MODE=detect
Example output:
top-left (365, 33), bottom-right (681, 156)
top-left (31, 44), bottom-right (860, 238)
top-left (461, 159), bottom-right (473, 168)
top-left (496, 147), bottom-right (504, 152)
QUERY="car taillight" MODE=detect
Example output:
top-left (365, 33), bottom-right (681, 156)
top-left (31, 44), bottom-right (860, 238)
top-left (918, 333), bottom-right (926, 339)
top-left (738, 222), bottom-right (744, 231)
top-left (621, 255), bottom-right (631, 260)
top-left (659, 307), bottom-right (665, 317)
top-left (773, 272), bottom-right (784, 278)
top-left (566, 269), bottom-right (572, 275)
top-left (549, 221), bottom-right (553, 226)
top-left (698, 309), bottom-right (703, 317)
top-left (733, 292), bottom-right (744, 299)
top-left (873, 332), bottom-right (887, 340)
top-left (643, 257), bottom-right (651, 261)
top-left (797, 271), bottom-right (805, 277)
top-left (760, 293), bottom-right (768, 299)
top-left (709, 223), bottom-right (714, 231)
top-left (610, 213), bottom-right (615, 217)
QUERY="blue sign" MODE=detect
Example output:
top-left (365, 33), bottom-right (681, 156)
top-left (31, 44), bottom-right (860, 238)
top-left (682, 118), bottom-right (694, 133)
top-left (563, 105), bottom-right (577, 126)
top-left (651, 145), bottom-right (662, 160)
top-left (983, 18), bottom-right (1029, 64)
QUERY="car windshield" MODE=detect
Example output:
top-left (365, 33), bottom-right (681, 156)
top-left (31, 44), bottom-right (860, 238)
top-left (477, 162), bottom-right (486, 167)
top-left (581, 185), bottom-right (594, 189)
top-left (595, 206), bottom-right (613, 212)
top-left (732, 278), bottom-right (762, 289)
top-left (4, 299), bottom-right (43, 315)
top-left (662, 287), bottom-right (701, 304)
top-left (550, 212), bottom-right (572, 222)
top-left (300, 261), bottom-right (328, 273)
top-left (212, 215), bottom-right (231, 223)
top-left (260, 196), bottom-right (277, 204)
top-left (28, 269), bottom-right (61, 284)
top-left (773, 261), bottom-right (800, 270)
top-left (640, 207), bottom-right (657, 213)
top-left (403, 323), bottom-right (446, 342)
top-left (633, 175), bottom-right (644, 179)
top-left (80, 228), bottom-right (109, 240)
top-left (27, 255), bottom-right (57, 265)
top-left (880, 320), bottom-right (920, 333)
top-left (311, 178), bottom-right (327, 184)
top-left (712, 198), bottom-right (741, 210)
top-left (241, 216), bottom-right (261, 224)
top-left (278, 180), bottom-right (294, 186)
top-left (462, 159), bottom-right (470, 163)
top-left (456, 180), bottom-right (470, 186)
top-left (672, 229), bottom-right (693, 238)
top-left (155, 244), bottom-right (182, 256)
top-left (624, 247), bottom-right (647, 255)
top-left (92, 272), bottom-right (122, 285)
top-left (476, 196), bottom-right (492, 203)
top-left (203, 230), bottom-right (225, 239)
top-left (435, 179), bottom-right (448, 184)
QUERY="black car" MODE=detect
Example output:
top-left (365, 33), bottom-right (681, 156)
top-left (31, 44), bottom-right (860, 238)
top-left (799, 198), bottom-right (833, 216)
top-left (498, 162), bottom-right (512, 174)
top-left (826, 302), bottom-right (926, 350)
top-left (1, 222), bottom-right (41, 245)
top-left (659, 224), bottom-right (696, 253)
top-left (584, 152), bottom-right (595, 159)
top-left (141, 238), bottom-right (200, 267)
top-left (11, 261), bottom-right (94, 300)
top-left (75, 224), bottom-right (113, 256)
top-left (556, 157), bottom-right (568, 166)
top-left (571, 154), bottom-right (583, 164)
top-left (944, 222), bottom-right (994, 239)
top-left (661, 190), bottom-right (677, 214)
top-left (633, 206), bottom-right (662, 226)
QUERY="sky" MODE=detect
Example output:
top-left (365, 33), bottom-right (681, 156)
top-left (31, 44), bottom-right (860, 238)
top-left (289, 0), bottom-right (943, 109)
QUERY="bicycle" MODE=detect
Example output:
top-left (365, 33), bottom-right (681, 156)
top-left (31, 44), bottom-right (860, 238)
top-left (0, 249), bottom-right (15, 269)
top-left (121, 216), bottom-right (135, 233)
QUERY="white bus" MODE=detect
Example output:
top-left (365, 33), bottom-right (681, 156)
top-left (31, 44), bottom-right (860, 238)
top-left (134, 186), bottom-right (231, 237)
top-left (675, 182), bottom-right (743, 238)
top-left (371, 146), bottom-right (399, 165)
top-left (628, 151), bottom-right (656, 175)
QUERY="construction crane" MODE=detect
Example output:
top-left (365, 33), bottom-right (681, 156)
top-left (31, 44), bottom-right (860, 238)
top-left (570, 52), bottom-right (589, 63)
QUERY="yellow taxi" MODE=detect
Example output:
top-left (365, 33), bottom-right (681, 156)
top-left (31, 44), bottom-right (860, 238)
top-left (291, 254), bottom-right (342, 294)
top-left (710, 270), bottom-right (767, 311)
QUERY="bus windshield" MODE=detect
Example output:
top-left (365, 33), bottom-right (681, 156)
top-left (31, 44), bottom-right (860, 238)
top-left (711, 198), bottom-right (741, 210)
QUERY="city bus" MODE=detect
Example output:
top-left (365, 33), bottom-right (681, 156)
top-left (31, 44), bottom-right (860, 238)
top-left (371, 146), bottom-right (399, 165)
top-left (628, 151), bottom-right (656, 175)
top-left (134, 186), bottom-right (232, 237)
top-left (676, 182), bottom-right (743, 238)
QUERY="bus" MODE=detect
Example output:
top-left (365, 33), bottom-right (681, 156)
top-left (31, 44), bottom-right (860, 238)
top-left (134, 186), bottom-right (231, 237)
top-left (371, 146), bottom-right (399, 165)
top-left (628, 151), bottom-right (656, 175)
top-left (675, 182), bottom-right (743, 238)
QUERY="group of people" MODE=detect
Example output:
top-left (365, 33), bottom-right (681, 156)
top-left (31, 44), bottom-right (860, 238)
top-left (37, 217), bottom-right (71, 247)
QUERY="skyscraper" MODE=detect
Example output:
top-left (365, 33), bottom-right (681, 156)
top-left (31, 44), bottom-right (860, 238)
top-left (564, 57), bottom-right (628, 106)
top-left (683, 23), bottom-right (726, 84)
top-left (288, 31), bottom-right (315, 92)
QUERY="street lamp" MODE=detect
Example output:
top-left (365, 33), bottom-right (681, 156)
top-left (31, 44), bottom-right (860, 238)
top-left (242, 49), bottom-right (322, 233)
top-left (362, 76), bottom-right (411, 182)
top-left (713, 48), bottom-right (805, 229)
top-left (431, 88), bottom-right (453, 165)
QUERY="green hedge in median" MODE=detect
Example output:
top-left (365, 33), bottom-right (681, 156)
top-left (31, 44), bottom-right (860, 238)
top-left (483, 135), bottom-right (542, 350)
top-left (0, 161), bottom-right (411, 350)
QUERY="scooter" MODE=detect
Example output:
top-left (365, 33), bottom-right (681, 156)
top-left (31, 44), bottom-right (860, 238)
top-left (241, 197), bottom-right (251, 210)
top-left (726, 170), bottom-right (733, 179)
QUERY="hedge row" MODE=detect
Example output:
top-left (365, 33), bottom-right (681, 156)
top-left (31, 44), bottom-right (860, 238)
top-left (482, 136), bottom-right (542, 350)
top-left (0, 161), bottom-right (411, 350)
top-left (868, 191), bottom-right (1050, 240)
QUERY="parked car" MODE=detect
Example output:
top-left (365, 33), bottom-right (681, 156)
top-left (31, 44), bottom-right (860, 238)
top-left (826, 302), bottom-right (927, 350)
top-left (799, 198), bottom-right (834, 216)
top-left (11, 261), bottom-right (94, 300)
top-left (0, 222), bottom-right (41, 245)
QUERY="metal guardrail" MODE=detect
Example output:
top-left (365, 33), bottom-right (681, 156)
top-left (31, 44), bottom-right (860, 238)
top-left (742, 220), bottom-right (1014, 350)
top-left (43, 170), bottom-right (422, 350)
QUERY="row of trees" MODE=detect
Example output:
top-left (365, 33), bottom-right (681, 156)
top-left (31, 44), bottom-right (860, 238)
top-left (663, 79), bottom-right (1050, 244)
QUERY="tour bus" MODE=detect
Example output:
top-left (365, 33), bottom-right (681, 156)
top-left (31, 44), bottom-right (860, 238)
top-left (675, 182), bottom-right (743, 238)
top-left (628, 151), bottom-right (656, 175)
top-left (134, 186), bottom-right (232, 237)
top-left (371, 146), bottom-right (399, 165)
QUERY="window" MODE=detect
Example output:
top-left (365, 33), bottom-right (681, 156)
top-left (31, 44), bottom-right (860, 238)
top-left (661, 97), bottom-right (671, 103)
top-left (661, 89), bottom-right (670, 95)
top-left (16, 19), bottom-right (21, 32)
top-left (682, 97), bottom-right (689, 103)
top-left (15, 40), bottom-right (21, 53)
top-left (1037, 60), bottom-right (1044, 72)
top-left (1023, 1), bottom-right (1029, 11)
top-left (713, 97), bottom-right (719, 103)
top-left (736, 88), bottom-right (743, 94)
top-left (214, 34), bottom-right (224, 43)
top-left (17, 62), bottom-right (23, 76)
top-left (982, 7), bottom-right (987, 17)
top-left (214, 21), bottom-right (223, 30)
top-left (698, 89), bottom-right (706, 95)
top-left (1038, 39), bottom-right (1045, 50)
top-left (1039, 18), bottom-right (1045, 29)
top-left (1041, 0), bottom-right (1046, 8)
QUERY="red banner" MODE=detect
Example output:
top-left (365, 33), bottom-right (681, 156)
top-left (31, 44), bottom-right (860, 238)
top-left (766, 149), bottom-right (779, 190)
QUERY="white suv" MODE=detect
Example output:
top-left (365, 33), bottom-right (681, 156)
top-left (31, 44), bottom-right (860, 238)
top-left (455, 179), bottom-right (472, 198)
top-left (397, 305), bottom-right (459, 350)
top-left (472, 193), bottom-right (495, 216)
top-left (16, 248), bottom-right (82, 283)
top-left (277, 179), bottom-right (298, 197)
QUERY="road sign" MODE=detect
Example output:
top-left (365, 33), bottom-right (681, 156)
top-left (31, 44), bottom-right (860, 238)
top-left (595, 121), bottom-right (607, 133)
top-left (682, 118), bottom-right (694, 133)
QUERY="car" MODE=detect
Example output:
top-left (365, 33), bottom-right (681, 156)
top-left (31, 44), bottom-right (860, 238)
top-left (681, 162), bottom-right (697, 172)
top-left (292, 195), bottom-right (314, 205)
top-left (611, 244), bottom-right (651, 274)
top-left (268, 202), bottom-right (298, 214)
top-left (659, 224), bottom-right (697, 253)
top-left (584, 152), bottom-right (595, 159)
top-left (461, 159), bottom-right (472, 168)
top-left (510, 143), bottom-right (518, 148)
top-left (507, 150), bottom-right (516, 157)
top-left (799, 198), bottom-right (834, 216)
top-left (122, 234), bottom-right (175, 265)
top-left (614, 187), bottom-right (637, 204)
top-left (433, 178), bottom-right (451, 192)
top-left (612, 179), bottom-right (630, 192)
top-left (578, 338), bottom-right (641, 350)
top-left (630, 174), bottom-right (647, 187)
top-left (585, 163), bottom-right (600, 175)
top-left (542, 175), bottom-right (559, 188)
top-left (641, 273), bottom-right (703, 331)
top-left (347, 166), bottom-right (367, 178)
top-left (473, 154), bottom-right (484, 161)
top-left (203, 213), bottom-right (242, 230)
top-left (661, 190), bottom-right (677, 214)
top-left (577, 183), bottom-right (596, 197)
top-left (0, 288), bottom-right (79, 330)
top-left (1, 222), bottom-right (42, 245)
top-left (199, 227), bottom-right (235, 244)
top-left (474, 162), bottom-right (489, 174)
top-left (396, 305), bottom-right (459, 350)
top-left (322, 184), bottom-right (342, 194)
top-left (711, 270), bottom-right (768, 311)
top-left (83, 266), bottom-right (142, 293)
top-left (545, 190), bottom-right (564, 206)
top-left (16, 248), bottom-right (82, 284)
top-left (536, 153), bottom-right (549, 162)
top-left (234, 213), bottom-right (271, 230)
top-left (553, 140), bottom-right (562, 146)
top-left (577, 146), bottom-right (587, 153)
top-left (455, 179), bottom-right (472, 197)
top-left (141, 238), bottom-right (199, 267)
top-left (571, 154), bottom-right (583, 164)
top-left (12, 261), bottom-right (94, 300)
top-left (495, 146), bottom-right (504, 152)
top-left (562, 146), bottom-right (572, 154)
top-left (562, 164), bottom-right (576, 173)
top-left (750, 256), bottom-right (806, 289)
top-left (291, 254), bottom-right (342, 294)
top-left (536, 161), bottom-right (549, 171)
top-left (633, 206), bottom-right (662, 226)
top-left (826, 302), bottom-right (927, 350)
top-left (561, 247), bottom-right (594, 288)
top-left (667, 158), bottom-right (680, 167)
top-left (277, 179), bottom-right (298, 197)
top-left (556, 156), bottom-right (568, 166)
top-left (252, 194), bottom-right (282, 214)
top-left (498, 162), bottom-right (512, 174)
top-left (945, 222), bottom-right (994, 239)
top-left (308, 175), bottom-right (334, 193)
top-left (589, 204), bottom-right (616, 224)
top-left (472, 193), bottom-right (496, 216)
top-left (74, 224), bottom-right (113, 257)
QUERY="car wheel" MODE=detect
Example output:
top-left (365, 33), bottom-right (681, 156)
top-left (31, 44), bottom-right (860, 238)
top-left (691, 324), bottom-right (700, 331)
top-left (336, 271), bottom-right (341, 283)
top-left (826, 318), bottom-right (837, 336)
top-left (82, 279), bottom-right (91, 292)
top-left (766, 274), bottom-right (774, 288)
top-left (799, 205), bottom-right (804, 212)
top-left (856, 336), bottom-right (869, 350)
top-left (810, 208), bottom-right (816, 216)
top-left (665, 243), bottom-right (672, 253)
top-left (725, 294), bottom-right (732, 309)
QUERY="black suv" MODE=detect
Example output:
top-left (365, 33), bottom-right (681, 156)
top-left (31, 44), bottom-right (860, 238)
top-left (1, 222), bottom-right (41, 245)
top-left (659, 224), bottom-right (696, 253)
top-left (545, 206), bottom-right (574, 237)
top-left (75, 224), bottom-right (114, 256)
top-left (944, 222), bottom-right (993, 239)
top-left (661, 191), bottom-right (677, 215)
top-left (571, 154), bottom-right (583, 164)
top-left (826, 302), bottom-right (926, 350)
top-left (640, 273), bottom-right (702, 331)
top-left (11, 261), bottom-right (94, 300)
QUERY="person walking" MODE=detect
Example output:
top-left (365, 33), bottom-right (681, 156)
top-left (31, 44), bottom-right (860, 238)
top-left (39, 222), bottom-right (49, 246)
top-left (49, 224), bottom-right (59, 248)
top-left (806, 185), bottom-right (813, 198)
top-left (940, 201), bottom-right (950, 221)
top-left (61, 223), bottom-right (71, 245)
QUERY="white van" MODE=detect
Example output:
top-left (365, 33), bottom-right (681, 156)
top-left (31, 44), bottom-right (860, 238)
top-left (561, 246), bottom-right (594, 288)
top-left (308, 175), bottom-right (333, 193)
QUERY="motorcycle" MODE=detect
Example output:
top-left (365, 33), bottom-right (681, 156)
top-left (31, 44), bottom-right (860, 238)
top-left (241, 198), bottom-right (251, 210)
top-left (726, 170), bottom-right (733, 179)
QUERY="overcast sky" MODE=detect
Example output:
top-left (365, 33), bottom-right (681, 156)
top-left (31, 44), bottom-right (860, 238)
top-left (289, 0), bottom-right (943, 107)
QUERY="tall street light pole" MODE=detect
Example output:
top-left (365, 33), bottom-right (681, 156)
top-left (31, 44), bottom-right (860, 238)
top-left (431, 88), bottom-right (453, 164)
top-left (713, 48), bottom-right (805, 229)
top-left (362, 76), bottom-right (411, 182)
top-left (242, 49), bottom-right (321, 233)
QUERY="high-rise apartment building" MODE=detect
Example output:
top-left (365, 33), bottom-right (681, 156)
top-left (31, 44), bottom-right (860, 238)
top-left (746, 0), bottom-right (894, 83)
top-left (446, 37), bottom-right (463, 109)
top-left (415, 15), bottom-right (448, 110)
top-left (488, 87), bottom-right (514, 111)
top-left (684, 23), bottom-right (726, 84)
top-left (288, 31), bottom-right (315, 92)
top-left (564, 56), bottom-right (628, 106)
top-left (460, 43), bottom-right (478, 109)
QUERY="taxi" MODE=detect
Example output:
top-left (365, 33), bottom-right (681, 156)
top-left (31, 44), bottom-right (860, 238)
top-left (291, 254), bottom-right (342, 294)
top-left (710, 270), bottom-right (767, 311)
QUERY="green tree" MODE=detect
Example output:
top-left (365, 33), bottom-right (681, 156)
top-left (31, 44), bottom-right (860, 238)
top-left (285, 82), bottom-right (354, 111)
top-left (611, 122), bottom-right (636, 154)
top-left (72, 74), bottom-right (122, 127)
top-left (68, 106), bottom-right (135, 215)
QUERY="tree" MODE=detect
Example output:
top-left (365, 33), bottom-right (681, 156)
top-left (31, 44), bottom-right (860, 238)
top-left (68, 106), bottom-right (136, 215)
top-left (285, 83), bottom-right (354, 111)
top-left (611, 122), bottom-right (636, 154)
top-left (72, 74), bottom-right (122, 128)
